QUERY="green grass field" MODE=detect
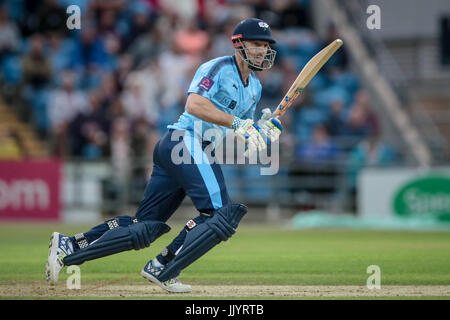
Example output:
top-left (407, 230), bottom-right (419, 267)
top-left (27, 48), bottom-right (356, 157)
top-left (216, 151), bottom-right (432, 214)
top-left (0, 222), bottom-right (449, 299)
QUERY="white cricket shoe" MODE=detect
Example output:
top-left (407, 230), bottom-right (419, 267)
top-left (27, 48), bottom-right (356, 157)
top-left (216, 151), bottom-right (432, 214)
top-left (141, 259), bottom-right (191, 293)
top-left (46, 232), bottom-right (74, 285)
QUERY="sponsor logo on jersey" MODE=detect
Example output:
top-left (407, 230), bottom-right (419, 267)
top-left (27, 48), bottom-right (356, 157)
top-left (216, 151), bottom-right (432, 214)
top-left (198, 76), bottom-right (214, 91)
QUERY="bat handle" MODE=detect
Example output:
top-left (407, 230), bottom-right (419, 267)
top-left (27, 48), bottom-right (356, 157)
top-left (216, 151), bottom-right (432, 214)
top-left (273, 107), bottom-right (283, 117)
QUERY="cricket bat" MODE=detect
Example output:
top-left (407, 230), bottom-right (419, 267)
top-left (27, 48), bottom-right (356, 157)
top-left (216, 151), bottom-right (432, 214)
top-left (273, 39), bottom-right (343, 117)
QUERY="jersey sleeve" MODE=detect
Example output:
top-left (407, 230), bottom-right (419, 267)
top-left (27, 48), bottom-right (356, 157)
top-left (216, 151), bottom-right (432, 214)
top-left (187, 62), bottom-right (222, 101)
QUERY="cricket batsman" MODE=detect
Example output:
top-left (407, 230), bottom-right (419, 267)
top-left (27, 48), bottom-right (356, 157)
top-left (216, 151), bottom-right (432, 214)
top-left (46, 18), bottom-right (283, 293)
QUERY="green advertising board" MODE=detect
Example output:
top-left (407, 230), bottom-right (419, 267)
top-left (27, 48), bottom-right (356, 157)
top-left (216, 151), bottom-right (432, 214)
top-left (393, 175), bottom-right (450, 221)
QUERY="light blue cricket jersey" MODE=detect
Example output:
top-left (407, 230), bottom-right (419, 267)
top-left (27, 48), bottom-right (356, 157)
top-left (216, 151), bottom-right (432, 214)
top-left (168, 55), bottom-right (262, 150)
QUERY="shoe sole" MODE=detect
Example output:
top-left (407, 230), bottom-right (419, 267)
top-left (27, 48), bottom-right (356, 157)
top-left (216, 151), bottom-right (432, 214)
top-left (46, 232), bottom-right (62, 285)
top-left (140, 270), bottom-right (192, 293)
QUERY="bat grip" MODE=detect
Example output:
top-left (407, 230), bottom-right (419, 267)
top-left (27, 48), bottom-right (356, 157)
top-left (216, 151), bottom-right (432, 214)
top-left (273, 108), bottom-right (283, 117)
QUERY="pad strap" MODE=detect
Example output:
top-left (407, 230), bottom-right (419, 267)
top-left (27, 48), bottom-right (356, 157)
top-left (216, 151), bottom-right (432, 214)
top-left (74, 233), bottom-right (89, 249)
top-left (63, 220), bottom-right (170, 266)
top-left (106, 218), bottom-right (119, 230)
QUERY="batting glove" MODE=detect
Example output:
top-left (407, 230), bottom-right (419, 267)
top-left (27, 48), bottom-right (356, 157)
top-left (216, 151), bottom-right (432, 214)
top-left (258, 108), bottom-right (283, 143)
top-left (231, 117), bottom-right (267, 157)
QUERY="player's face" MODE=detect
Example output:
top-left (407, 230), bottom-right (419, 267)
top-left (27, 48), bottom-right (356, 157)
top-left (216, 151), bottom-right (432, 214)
top-left (235, 39), bottom-right (276, 70)
top-left (243, 40), bottom-right (270, 66)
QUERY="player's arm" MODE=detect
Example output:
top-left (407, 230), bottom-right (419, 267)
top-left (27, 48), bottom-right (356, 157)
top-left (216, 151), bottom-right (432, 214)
top-left (186, 92), bottom-right (266, 154)
top-left (186, 93), bottom-right (235, 128)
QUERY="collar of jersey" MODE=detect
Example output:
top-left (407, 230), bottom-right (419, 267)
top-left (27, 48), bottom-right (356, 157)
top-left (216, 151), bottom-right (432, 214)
top-left (231, 55), bottom-right (250, 88)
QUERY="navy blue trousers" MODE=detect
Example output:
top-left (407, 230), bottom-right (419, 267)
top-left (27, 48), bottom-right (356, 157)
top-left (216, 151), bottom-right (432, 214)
top-left (70, 129), bottom-right (231, 263)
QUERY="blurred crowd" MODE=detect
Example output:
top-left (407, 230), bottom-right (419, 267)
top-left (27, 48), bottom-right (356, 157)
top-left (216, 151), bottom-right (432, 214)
top-left (0, 0), bottom-right (398, 187)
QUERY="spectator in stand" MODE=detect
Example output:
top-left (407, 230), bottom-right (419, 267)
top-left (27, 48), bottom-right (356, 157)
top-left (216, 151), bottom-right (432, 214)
top-left (173, 18), bottom-right (210, 61)
top-left (116, 53), bottom-right (134, 85)
top-left (157, 38), bottom-right (198, 131)
top-left (349, 134), bottom-right (396, 169)
top-left (339, 104), bottom-right (369, 151)
top-left (22, 34), bottom-right (52, 90)
top-left (252, 0), bottom-right (279, 28)
top-left (325, 98), bottom-right (346, 137)
top-left (159, 0), bottom-right (199, 23)
top-left (48, 70), bottom-right (88, 157)
top-left (0, 6), bottom-right (20, 61)
top-left (209, 19), bottom-right (237, 58)
top-left (48, 70), bottom-right (87, 127)
top-left (0, 5), bottom-right (22, 93)
top-left (72, 23), bottom-right (109, 82)
top-left (127, 19), bottom-right (163, 68)
top-left (353, 89), bottom-right (379, 135)
top-left (69, 89), bottom-right (109, 158)
top-left (296, 124), bottom-right (339, 162)
top-left (109, 96), bottom-right (126, 119)
top-left (101, 33), bottom-right (122, 73)
top-left (120, 63), bottom-right (160, 126)
top-left (47, 33), bottom-right (77, 83)
top-left (21, 33), bottom-right (52, 137)
top-left (96, 72), bottom-right (120, 125)
top-left (82, 121), bottom-right (108, 159)
top-left (275, 0), bottom-right (312, 29)
top-left (339, 89), bottom-right (379, 151)
top-left (37, 0), bottom-right (68, 36)
top-left (96, 7), bottom-right (119, 38)
top-left (121, 1), bottom-right (153, 51)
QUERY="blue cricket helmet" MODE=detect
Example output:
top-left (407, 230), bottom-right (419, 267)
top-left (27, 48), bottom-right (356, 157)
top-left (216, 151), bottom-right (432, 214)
top-left (231, 18), bottom-right (276, 46)
top-left (231, 18), bottom-right (277, 71)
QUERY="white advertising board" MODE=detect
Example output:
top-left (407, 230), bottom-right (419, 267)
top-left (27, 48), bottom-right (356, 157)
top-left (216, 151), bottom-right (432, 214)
top-left (358, 167), bottom-right (450, 222)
